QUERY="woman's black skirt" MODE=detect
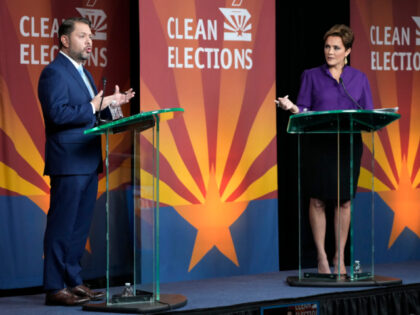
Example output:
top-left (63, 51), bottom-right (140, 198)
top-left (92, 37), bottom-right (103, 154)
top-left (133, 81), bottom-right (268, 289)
top-left (300, 133), bottom-right (363, 202)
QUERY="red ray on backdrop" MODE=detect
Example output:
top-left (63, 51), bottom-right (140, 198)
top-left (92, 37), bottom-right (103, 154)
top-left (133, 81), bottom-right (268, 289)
top-left (351, 0), bottom-right (420, 248)
top-left (139, 0), bottom-right (277, 270)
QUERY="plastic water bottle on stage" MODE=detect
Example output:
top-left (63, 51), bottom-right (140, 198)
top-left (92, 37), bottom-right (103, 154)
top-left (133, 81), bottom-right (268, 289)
top-left (121, 283), bottom-right (134, 297)
top-left (353, 260), bottom-right (362, 274)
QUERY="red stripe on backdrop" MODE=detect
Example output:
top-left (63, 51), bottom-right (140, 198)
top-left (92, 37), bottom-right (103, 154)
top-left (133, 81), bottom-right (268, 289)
top-left (413, 145), bottom-right (420, 187)
top-left (0, 0), bottom-right (133, 290)
top-left (96, 1), bottom-right (131, 91)
top-left (139, 134), bottom-right (202, 205)
top-left (392, 0), bottom-right (417, 158)
top-left (256, 190), bottom-right (278, 200)
top-left (415, 155), bottom-right (420, 189)
top-left (98, 136), bottom-right (133, 183)
top-left (226, 136), bottom-right (277, 202)
top-left (195, 0), bottom-right (225, 169)
top-left (1, 0), bottom-right (131, 195)
top-left (166, 119), bottom-right (206, 197)
top-left (377, 128), bottom-right (400, 185)
top-left (352, 0), bottom-right (420, 186)
top-left (219, 0), bottom-right (275, 196)
top-left (0, 4), bottom-right (45, 156)
top-left (361, 142), bottom-right (397, 191)
top-left (139, 0), bottom-right (206, 197)
top-left (0, 129), bottom-right (49, 194)
top-left (0, 188), bottom-right (19, 197)
top-left (48, 1), bottom-right (131, 91)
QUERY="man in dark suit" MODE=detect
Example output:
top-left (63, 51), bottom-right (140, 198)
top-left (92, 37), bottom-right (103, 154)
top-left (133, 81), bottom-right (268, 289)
top-left (38, 17), bottom-right (134, 306)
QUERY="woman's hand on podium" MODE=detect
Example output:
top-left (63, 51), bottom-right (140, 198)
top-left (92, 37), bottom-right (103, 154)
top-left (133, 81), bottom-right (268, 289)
top-left (275, 95), bottom-right (299, 114)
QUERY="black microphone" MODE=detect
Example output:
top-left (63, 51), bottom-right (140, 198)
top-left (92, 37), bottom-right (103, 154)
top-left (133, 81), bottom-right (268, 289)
top-left (95, 76), bottom-right (107, 126)
top-left (339, 77), bottom-right (363, 110)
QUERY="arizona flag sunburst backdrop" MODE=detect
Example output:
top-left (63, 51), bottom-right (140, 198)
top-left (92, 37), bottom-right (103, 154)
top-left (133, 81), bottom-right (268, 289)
top-left (138, 0), bottom-right (278, 282)
top-left (351, 0), bottom-right (420, 262)
top-left (0, 0), bottom-right (277, 289)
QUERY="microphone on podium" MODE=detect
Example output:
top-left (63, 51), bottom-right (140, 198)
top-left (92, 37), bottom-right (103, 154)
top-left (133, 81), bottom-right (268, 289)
top-left (339, 77), bottom-right (363, 110)
top-left (95, 77), bottom-right (107, 126)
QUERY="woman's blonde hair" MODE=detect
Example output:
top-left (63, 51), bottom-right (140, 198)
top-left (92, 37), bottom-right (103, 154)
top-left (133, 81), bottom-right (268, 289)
top-left (323, 24), bottom-right (354, 49)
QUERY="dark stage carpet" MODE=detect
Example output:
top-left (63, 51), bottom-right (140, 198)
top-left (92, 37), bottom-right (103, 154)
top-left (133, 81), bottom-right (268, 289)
top-left (1, 261), bottom-right (419, 314)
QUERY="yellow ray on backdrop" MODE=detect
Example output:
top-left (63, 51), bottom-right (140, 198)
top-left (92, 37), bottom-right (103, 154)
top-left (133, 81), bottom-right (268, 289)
top-left (216, 0), bottom-right (264, 188)
top-left (85, 238), bottom-right (91, 254)
top-left (413, 171), bottom-right (420, 190)
top-left (361, 132), bottom-right (398, 189)
top-left (355, 0), bottom-right (420, 250)
top-left (353, 0), bottom-right (374, 43)
top-left (385, 121), bottom-right (402, 178)
top-left (358, 167), bottom-right (391, 191)
top-left (368, 1), bottom-right (402, 175)
top-left (356, 0), bottom-right (402, 185)
top-left (171, 69), bottom-right (209, 189)
top-left (97, 157), bottom-right (131, 197)
top-left (154, 0), bottom-right (196, 35)
top-left (370, 0), bottom-right (394, 26)
top-left (6, 0), bottom-right (52, 125)
top-left (0, 162), bottom-right (45, 196)
top-left (236, 165), bottom-right (277, 202)
top-left (0, 76), bottom-right (47, 186)
top-left (140, 78), bottom-right (205, 203)
top-left (101, 133), bottom-right (130, 160)
top-left (174, 170), bottom-right (248, 271)
top-left (379, 160), bottom-right (420, 248)
top-left (216, 65), bottom-right (249, 188)
top-left (140, 169), bottom-right (190, 206)
top-left (407, 73), bottom-right (420, 181)
top-left (153, 0), bottom-right (210, 187)
top-left (372, 70), bottom-right (401, 176)
top-left (27, 194), bottom-right (50, 214)
top-left (222, 83), bottom-right (276, 201)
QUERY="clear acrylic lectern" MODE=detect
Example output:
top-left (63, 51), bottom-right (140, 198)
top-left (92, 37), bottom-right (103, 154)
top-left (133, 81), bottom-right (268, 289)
top-left (286, 109), bottom-right (402, 287)
top-left (83, 108), bottom-right (187, 312)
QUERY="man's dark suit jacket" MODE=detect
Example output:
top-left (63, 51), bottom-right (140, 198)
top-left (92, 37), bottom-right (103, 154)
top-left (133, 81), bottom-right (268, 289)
top-left (38, 52), bottom-right (102, 175)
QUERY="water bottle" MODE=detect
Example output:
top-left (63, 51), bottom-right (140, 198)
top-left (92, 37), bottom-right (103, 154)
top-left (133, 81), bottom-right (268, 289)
top-left (353, 260), bottom-right (362, 274)
top-left (121, 282), bottom-right (134, 297)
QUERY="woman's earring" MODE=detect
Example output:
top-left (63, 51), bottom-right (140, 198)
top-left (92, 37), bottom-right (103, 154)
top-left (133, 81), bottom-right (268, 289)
top-left (345, 56), bottom-right (348, 65)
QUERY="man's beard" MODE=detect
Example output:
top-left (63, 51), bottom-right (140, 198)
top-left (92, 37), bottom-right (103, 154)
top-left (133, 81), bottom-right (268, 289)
top-left (70, 50), bottom-right (89, 63)
top-left (68, 39), bottom-right (89, 62)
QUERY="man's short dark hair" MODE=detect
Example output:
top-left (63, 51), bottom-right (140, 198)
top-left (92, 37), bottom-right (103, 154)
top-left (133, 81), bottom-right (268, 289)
top-left (58, 17), bottom-right (91, 49)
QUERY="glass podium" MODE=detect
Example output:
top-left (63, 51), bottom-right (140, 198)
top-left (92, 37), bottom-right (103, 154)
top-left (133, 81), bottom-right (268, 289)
top-left (82, 108), bottom-right (187, 312)
top-left (285, 109), bottom-right (402, 286)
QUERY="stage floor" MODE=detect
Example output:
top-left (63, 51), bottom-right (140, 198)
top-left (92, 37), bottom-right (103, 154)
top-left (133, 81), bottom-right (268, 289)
top-left (1, 261), bottom-right (419, 314)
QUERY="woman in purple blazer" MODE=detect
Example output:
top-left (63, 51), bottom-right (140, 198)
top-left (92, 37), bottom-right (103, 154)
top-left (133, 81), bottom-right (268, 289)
top-left (276, 25), bottom-right (373, 275)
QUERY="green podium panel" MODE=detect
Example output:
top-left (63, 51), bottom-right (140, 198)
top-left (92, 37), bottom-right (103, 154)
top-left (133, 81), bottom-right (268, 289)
top-left (287, 109), bottom-right (400, 134)
top-left (285, 109), bottom-right (401, 287)
top-left (82, 108), bottom-right (187, 312)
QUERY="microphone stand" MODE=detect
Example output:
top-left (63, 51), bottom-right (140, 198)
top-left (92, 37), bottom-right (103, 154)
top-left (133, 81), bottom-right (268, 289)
top-left (339, 77), bottom-right (363, 110)
top-left (95, 77), bottom-right (107, 126)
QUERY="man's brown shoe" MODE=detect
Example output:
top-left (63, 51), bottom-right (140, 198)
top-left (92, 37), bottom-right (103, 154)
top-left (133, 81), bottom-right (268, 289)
top-left (45, 288), bottom-right (90, 306)
top-left (71, 284), bottom-right (105, 301)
